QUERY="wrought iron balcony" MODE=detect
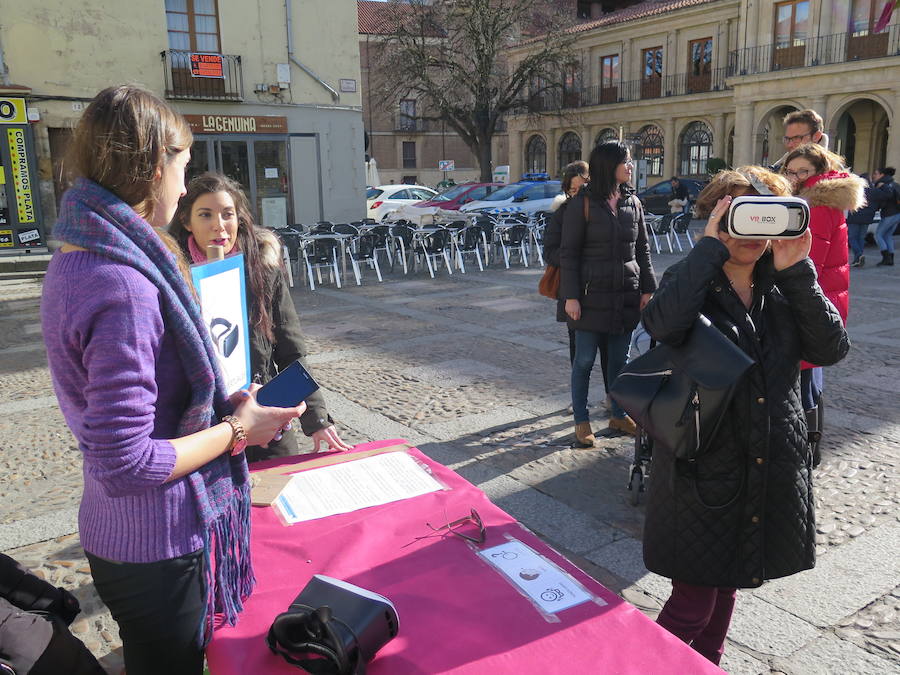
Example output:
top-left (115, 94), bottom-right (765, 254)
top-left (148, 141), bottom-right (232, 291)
top-left (393, 115), bottom-right (434, 132)
top-left (727, 25), bottom-right (900, 77)
top-left (161, 50), bottom-right (243, 102)
top-left (525, 68), bottom-right (731, 112)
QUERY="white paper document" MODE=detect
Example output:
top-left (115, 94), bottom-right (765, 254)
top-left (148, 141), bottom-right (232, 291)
top-left (478, 539), bottom-right (597, 614)
top-left (274, 452), bottom-right (443, 524)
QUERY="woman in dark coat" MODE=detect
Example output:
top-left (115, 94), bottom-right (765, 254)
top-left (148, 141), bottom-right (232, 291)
top-left (641, 166), bottom-right (850, 665)
top-left (170, 173), bottom-right (352, 462)
top-left (560, 141), bottom-right (657, 445)
top-left (543, 160), bottom-right (589, 365)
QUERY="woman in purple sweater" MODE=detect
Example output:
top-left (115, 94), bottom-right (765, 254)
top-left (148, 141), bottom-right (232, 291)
top-left (41, 86), bottom-right (304, 675)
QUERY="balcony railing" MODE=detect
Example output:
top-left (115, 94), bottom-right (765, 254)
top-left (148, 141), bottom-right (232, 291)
top-left (526, 67), bottom-right (731, 112)
top-left (394, 115), bottom-right (434, 132)
top-left (727, 25), bottom-right (900, 77)
top-left (162, 50), bottom-right (243, 102)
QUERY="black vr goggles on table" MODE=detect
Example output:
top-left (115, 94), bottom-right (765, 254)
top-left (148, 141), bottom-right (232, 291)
top-left (266, 575), bottom-right (399, 675)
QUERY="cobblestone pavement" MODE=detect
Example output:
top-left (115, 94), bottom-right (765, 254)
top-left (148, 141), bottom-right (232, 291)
top-left (1, 246), bottom-right (898, 674)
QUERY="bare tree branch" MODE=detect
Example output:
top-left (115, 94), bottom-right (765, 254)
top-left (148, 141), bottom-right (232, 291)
top-left (371, 0), bottom-right (578, 181)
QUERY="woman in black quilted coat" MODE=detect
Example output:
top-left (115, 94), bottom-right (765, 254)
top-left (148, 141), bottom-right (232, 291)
top-left (640, 167), bottom-right (849, 665)
top-left (560, 142), bottom-right (657, 445)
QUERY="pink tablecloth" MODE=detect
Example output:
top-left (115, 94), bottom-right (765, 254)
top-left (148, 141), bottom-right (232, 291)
top-left (206, 440), bottom-right (722, 674)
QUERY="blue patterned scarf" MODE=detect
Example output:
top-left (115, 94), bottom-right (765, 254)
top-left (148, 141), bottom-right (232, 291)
top-left (54, 178), bottom-right (254, 645)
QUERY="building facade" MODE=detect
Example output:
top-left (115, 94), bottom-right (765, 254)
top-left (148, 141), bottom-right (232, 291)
top-left (507, 0), bottom-right (900, 188)
top-left (0, 0), bottom-right (364, 253)
top-left (358, 0), bottom-right (508, 188)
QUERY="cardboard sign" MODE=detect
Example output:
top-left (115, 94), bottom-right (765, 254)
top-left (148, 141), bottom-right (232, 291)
top-left (190, 254), bottom-right (251, 394)
top-left (190, 52), bottom-right (225, 79)
top-left (0, 229), bottom-right (12, 247)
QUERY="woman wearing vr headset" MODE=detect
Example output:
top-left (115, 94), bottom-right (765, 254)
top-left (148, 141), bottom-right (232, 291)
top-left (41, 86), bottom-right (306, 674)
top-left (170, 173), bottom-right (352, 462)
top-left (781, 144), bottom-right (864, 445)
top-left (640, 166), bottom-right (849, 665)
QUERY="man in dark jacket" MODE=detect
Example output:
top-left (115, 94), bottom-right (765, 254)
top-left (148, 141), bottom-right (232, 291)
top-left (872, 167), bottom-right (900, 266)
top-left (846, 173), bottom-right (879, 267)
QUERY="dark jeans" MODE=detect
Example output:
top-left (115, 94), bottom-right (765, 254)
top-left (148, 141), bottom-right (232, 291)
top-left (847, 222), bottom-right (868, 259)
top-left (657, 580), bottom-right (737, 665)
top-left (800, 367), bottom-right (824, 411)
top-left (571, 330), bottom-right (629, 422)
top-left (86, 549), bottom-right (206, 675)
top-left (566, 326), bottom-right (609, 384)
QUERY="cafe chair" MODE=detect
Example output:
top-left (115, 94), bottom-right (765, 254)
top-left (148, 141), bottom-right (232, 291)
top-left (471, 215), bottom-right (494, 265)
top-left (454, 226), bottom-right (485, 273)
top-left (419, 228), bottom-right (454, 278)
top-left (390, 223), bottom-right (416, 275)
top-left (311, 221), bottom-right (335, 234)
top-left (348, 233), bottom-right (383, 285)
top-left (301, 237), bottom-right (342, 290)
top-left (332, 223), bottom-right (360, 236)
top-left (645, 214), bottom-right (674, 255)
top-left (497, 223), bottom-right (530, 269)
top-left (528, 222), bottom-right (546, 267)
top-left (671, 212), bottom-right (693, 251)
top-left (368, 225), bottom-right (395, 270)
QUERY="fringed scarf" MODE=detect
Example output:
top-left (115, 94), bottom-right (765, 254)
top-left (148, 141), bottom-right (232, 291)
top-left (54, 178), bottom-right (254, 645)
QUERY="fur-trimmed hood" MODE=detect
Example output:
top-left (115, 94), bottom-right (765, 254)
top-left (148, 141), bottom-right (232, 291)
top-left (799, 171), bottom-right (867, 212)
top-left (257, 227), bottom-right (285, 268)
top-left (550, 193), bottom-right (568, 212)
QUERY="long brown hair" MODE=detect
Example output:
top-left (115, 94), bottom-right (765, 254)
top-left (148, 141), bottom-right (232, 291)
top-left (169, 173), bottom-right (278, 341)
top-left (67, 85), bottom-right (194, 281)
top-left (68, 85), bottom-right (192, 221)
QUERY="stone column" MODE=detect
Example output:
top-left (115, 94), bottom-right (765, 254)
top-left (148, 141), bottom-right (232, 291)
top-left (547, 127), bottom-right (559, 177)
top-left (734, 102), bottom-right (755, 167)
top-left (579, 126), bottom-right (591, 159)
top-left (886, 91), bottom-right (900, 173)
top-left (508, 129), bottom-right (523, 182)
top-left (853, 121), bottom-right (874, 174)
top-left (713, 113), bottom-right (727, 162)
top-left (663, 116), bottom-right (676, 178)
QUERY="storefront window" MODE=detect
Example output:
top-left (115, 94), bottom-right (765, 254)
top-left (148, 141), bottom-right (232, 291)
top-left (254, 140), bottom-right (289, 229)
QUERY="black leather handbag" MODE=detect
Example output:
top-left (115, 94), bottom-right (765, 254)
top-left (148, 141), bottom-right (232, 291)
top-left (610, 315), bottom-right (755, 461)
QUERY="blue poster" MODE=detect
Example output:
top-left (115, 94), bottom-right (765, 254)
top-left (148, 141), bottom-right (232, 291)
top-left (190, 253), bottom-right (251, 394)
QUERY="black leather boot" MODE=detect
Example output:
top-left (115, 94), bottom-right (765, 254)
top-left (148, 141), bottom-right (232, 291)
top-left (876, 251), bottom-right (889, 266)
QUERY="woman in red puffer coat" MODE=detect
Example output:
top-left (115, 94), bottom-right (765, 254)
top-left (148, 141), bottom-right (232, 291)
top-left (782, 143), bottom-right (865, 427)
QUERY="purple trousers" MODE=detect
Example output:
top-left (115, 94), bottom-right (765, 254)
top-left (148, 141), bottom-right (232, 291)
top-left (656, 580), bottom-right (737, 665)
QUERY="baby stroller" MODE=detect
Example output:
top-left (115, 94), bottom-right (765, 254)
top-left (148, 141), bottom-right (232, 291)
top-left (626, 323), bottom-right (654, 506)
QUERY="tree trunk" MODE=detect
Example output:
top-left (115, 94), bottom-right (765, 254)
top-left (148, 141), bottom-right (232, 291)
top-left (477, 135), bottom-right (493, 182)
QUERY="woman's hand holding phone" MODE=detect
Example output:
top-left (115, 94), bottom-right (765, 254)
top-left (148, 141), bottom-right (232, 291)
top-left (230, 384), bottom-right (306, 449)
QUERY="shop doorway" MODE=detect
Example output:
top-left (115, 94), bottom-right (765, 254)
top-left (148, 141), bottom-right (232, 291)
top-left (187, 136), bottom-right (290, 228)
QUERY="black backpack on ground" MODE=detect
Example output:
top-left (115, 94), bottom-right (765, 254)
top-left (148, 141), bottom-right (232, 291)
top-left (0, 554), bottom-right (104, 675)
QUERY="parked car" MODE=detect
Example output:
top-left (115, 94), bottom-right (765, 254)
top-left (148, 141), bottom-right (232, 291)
top-left (366, 184), bottom-right (438, 221)
top-left (636, 178), bottom-right (705, 216)
top-left (459, 181), bottom-right (562, 215)
top-left (387, 182), bottom-right (504, 225)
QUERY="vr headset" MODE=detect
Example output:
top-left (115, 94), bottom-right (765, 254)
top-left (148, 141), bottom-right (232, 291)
top-left (267, 575), bottom-right (399, 674)
top-left (723, 171), bottom-right (810, 239)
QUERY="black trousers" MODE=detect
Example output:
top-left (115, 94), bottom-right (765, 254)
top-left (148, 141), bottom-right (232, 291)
top-left (86, 549), bottom-right (206, 675)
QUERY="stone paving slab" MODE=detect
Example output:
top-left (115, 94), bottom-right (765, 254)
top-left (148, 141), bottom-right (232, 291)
top-left (754, 520), bottom-right (900, 628)
top-left (771, 633), bottom-right (898, 675)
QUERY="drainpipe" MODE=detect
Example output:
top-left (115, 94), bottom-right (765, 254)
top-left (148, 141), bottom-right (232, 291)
top-left (285, 0), bottom-right (340, 102)
top-left (0, 26), bottom-right (11, 87)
